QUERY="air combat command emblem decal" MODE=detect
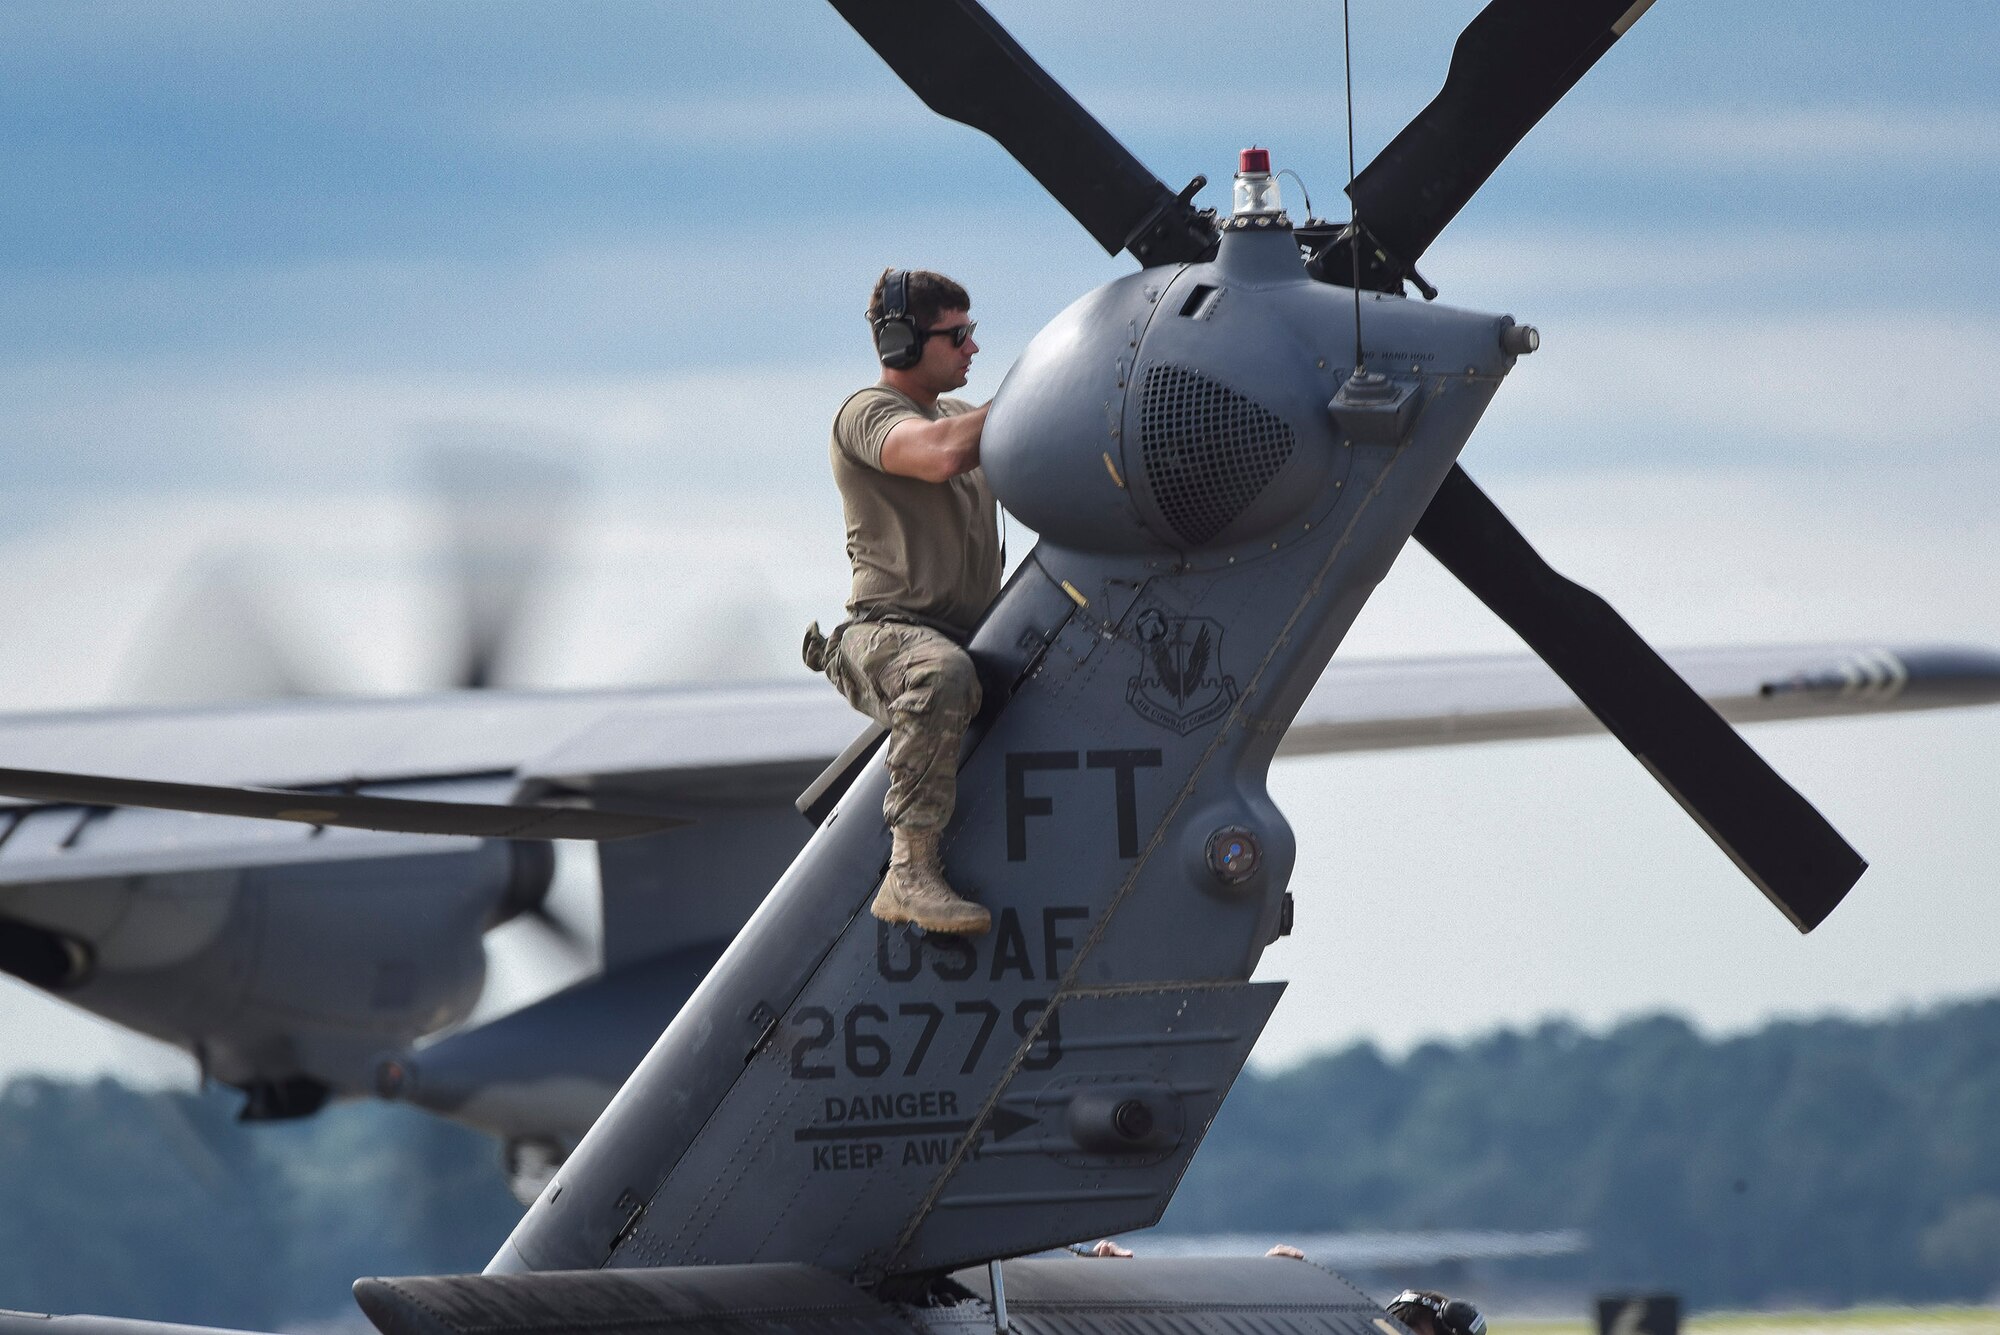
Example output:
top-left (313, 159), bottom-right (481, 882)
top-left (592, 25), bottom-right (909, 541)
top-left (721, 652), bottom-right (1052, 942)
top-left (1126, 610), bottom-right (1237, 734)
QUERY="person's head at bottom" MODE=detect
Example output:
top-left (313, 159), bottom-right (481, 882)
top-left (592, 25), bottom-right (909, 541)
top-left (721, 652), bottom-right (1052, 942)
top-left (1387, 1290), bottom-right (1487, 1335)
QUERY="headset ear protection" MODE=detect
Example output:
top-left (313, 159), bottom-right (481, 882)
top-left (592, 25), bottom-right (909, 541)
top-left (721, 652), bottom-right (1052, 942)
top-left (872, 268), bottom-right (923, 370)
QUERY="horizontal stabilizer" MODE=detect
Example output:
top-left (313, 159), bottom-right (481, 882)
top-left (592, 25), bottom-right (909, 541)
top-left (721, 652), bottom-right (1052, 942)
top-left (355, 1263), bottom-right (883, 1335)
top-left (0, 766), bottom-right (682, 841)
top-left (357, 1258), bottom-right (1384, 1335)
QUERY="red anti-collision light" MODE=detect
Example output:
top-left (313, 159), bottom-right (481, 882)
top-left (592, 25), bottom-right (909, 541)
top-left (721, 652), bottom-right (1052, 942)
top-left (1238, 146), bottom-right (1271, 174)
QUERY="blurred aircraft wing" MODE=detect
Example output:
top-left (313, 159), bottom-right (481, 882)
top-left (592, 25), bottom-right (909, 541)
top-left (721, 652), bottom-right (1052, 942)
top-left (0, 1312), bottom-right (280, 1335)
top-left (0, 644), bottom-right (1993, 878)
top-left (1123, 1226), bottom-right (1587, 1267)
top-left (0, 682), bottom-right (853, 803)
top-left (1277, 643), bottom-right (2000, 756)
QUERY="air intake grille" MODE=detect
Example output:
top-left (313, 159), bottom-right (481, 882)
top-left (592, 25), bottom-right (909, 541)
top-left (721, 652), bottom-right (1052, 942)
top-left (1137, 364), bottom-right (1296, 546)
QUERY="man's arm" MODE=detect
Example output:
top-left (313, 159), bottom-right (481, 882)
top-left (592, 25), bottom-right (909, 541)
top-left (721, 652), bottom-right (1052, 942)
top-left (880, 404), bottom-right (989, 483)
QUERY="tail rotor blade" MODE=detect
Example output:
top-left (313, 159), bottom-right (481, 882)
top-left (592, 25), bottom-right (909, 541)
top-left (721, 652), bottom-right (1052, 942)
top-left (1348, 0), bottom-right (1658, 283)
top-left (1413, 465), bottom-right (1866, 932)
top-left (825, 0), bottom-right (1213, 265)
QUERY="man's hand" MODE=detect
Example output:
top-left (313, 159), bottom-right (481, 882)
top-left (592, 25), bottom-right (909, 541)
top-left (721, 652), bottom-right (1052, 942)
top-left (1087, 1239), bottom-right (1135, 1258)
top-left (881, 403), bottom-right (989, 482)
top-left (1267, 1244), bottom-right (1307, 1260)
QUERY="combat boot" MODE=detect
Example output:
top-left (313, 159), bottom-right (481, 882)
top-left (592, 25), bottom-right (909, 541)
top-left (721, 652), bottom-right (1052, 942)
top-left (871, 828), bottom-right (991, 936)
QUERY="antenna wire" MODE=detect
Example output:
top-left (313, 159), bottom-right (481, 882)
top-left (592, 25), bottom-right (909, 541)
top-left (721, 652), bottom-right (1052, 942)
top-left (1344, 0), bottom-right (1363, 372)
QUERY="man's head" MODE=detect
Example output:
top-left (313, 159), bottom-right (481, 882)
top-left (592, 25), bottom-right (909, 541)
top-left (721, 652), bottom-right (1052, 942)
top-left (869, 268), bottom-right (978, 394)
top-left (1387, 1291), bottom-right (1486, 1335)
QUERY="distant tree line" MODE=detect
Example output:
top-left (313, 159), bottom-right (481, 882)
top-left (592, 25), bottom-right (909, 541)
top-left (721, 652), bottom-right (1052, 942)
top-left (1167, 997), bottom-right (2000, 1307)
top-left (3, 996), bottom-right (1998, 1327)
top-left (0, 1079), bottom-right (517, 1327)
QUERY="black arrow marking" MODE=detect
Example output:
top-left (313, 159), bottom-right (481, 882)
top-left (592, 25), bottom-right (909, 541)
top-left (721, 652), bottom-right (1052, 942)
top-left (793, 1106), bottom-right (1036, 1143)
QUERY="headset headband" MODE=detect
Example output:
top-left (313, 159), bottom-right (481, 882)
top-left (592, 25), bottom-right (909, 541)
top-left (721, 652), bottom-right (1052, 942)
top-left (884, 269), bottom-right (908, 323)
top-left (872, 268), bottom-right (922, 370)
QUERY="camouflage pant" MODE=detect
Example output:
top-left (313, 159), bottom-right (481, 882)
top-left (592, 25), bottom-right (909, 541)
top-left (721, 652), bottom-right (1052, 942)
top-left (824, 620), bottom-right (981, 833)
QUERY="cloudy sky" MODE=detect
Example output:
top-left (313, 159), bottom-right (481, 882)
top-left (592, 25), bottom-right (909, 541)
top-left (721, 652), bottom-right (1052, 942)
top-left (2, 1), bottom-right (1997, 1084)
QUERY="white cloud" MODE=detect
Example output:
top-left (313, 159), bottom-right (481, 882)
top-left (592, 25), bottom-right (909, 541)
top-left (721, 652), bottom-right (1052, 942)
top-left (0, 361), bottom-right (864, 493)
top-left (1544, 105), bottom-right (2000, 171)
top-left (1343, 462), bottom-right (2000, 658)
top-left (485, 83), bottom-right (1422, 173)
top-left (1434, 227), bottom-right (1861, 302)
top-left (0, 485), bottom-right (854, 711)
top-left (492, 91), bottom-right (939, 149)
top-left (1469, 310), bottom-right (2000, 468)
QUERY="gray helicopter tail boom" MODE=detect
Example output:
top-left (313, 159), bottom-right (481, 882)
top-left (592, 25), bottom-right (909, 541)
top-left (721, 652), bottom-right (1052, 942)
top-left (491, 226), bottom-right (1520, 1280)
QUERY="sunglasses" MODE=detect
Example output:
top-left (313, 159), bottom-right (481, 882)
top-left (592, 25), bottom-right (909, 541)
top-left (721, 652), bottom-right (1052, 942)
top-left (923, 321), bottom-right (977, 348)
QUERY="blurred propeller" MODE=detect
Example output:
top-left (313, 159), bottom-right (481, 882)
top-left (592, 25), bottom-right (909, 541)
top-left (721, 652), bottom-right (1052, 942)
top-left (473, 841), bottom-right (605, 1024)
top-left (123, 441), bottom-right (584, 704)
top-left (1413, 466), bottom-right (1866, 932)
top-left (121, 553), bottom-right (328, 703)
top-left (426, 442), bottom-right (583, 692)
top-left (1346, 0), bottom-right (1658, 289)
top-left (825, 0), bottom-right (1214, 265)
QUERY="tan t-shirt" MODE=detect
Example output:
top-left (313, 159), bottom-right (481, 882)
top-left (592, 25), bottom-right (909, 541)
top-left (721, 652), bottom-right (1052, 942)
top-left (830, 385), bottom-right (1001, 637)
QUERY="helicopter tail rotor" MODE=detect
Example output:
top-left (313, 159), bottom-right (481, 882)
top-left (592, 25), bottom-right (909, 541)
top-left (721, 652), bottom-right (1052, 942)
top-left (1346, 0), bottom-right (1867, 929)
top-left (1414, 466), bottom-right (1866, 932)
top-left (828, 0), bottom-right (1862, 930)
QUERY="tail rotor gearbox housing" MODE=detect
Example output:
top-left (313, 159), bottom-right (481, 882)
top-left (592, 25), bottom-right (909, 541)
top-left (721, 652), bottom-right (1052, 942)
top-left (981, 224), bottom-right (1526, 564)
